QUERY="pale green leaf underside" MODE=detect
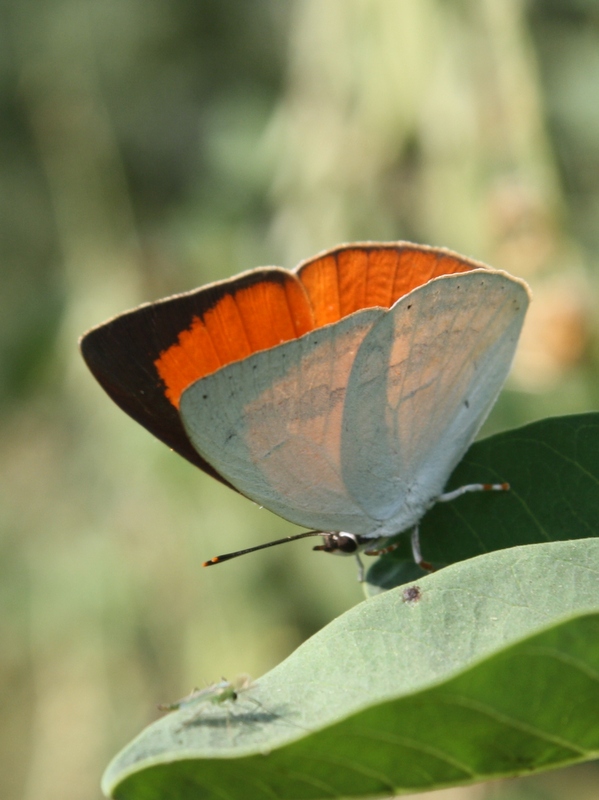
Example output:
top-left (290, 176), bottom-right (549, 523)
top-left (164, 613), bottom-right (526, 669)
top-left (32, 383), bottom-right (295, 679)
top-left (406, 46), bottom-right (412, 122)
top-left (104, 538), bottom-right (599, 799)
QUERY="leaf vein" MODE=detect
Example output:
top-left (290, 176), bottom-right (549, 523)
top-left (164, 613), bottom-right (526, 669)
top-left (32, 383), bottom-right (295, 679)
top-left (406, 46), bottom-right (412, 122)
top-left (351, 728), bottom-right (476, 778)
top-left (521, 646), bottom-right (599, 683)
top-left (437, 695), bottom-right (588, 755)
top-left (293, 752), bottom-right (396, 792)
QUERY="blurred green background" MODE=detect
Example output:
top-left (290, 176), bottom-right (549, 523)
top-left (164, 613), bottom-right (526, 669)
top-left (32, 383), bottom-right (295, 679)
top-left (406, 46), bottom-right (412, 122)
top-left (1, 1), bottom-right (599, 798)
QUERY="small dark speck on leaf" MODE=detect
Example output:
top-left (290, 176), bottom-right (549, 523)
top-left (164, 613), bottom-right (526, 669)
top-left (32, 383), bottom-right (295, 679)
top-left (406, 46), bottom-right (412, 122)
top-left (464, 399), bottom-right (470, 409)
top-left (402, 585), bottom-right (422, 604)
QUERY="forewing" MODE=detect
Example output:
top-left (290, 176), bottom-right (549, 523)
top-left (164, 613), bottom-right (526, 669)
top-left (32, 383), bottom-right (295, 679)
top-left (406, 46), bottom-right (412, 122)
top-left (79, 268), bottom-right (313, 485)
top-left (179, 309), bottom-right (385, 533)
top-left (341, 270), bottom-right (530, 523)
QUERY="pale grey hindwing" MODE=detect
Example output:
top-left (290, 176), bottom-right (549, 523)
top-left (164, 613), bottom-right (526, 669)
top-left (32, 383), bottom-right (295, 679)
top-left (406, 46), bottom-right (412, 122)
top-left (179, 308), bottom-right (385, 533)
top-left (340, 271), bottom-right (529, 526)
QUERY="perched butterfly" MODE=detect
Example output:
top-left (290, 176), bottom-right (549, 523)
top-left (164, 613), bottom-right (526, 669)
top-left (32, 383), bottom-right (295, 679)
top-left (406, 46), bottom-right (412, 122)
top-left (80, 242), bottom-right (530, 578)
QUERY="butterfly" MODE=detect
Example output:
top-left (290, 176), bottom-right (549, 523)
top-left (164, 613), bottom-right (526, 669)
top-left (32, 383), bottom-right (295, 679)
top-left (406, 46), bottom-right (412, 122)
top-left (80, 242), bottom-right (530, 578)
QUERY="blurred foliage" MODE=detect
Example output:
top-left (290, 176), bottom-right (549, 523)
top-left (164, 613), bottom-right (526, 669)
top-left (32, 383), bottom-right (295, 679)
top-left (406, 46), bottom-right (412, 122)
top-left (0, 1), bottom-right (598, 799)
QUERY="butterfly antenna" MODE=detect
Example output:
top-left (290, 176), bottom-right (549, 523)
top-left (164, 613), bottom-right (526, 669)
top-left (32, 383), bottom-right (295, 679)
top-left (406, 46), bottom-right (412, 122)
top-left (203, 530), bottom-right (323, 566)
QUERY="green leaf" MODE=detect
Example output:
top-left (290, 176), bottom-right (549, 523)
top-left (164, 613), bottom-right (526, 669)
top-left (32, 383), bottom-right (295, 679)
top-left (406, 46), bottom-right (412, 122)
top-left (367, 413), bottom-right (599, 590)
top-left (104, 538), bottom-right (599, 799)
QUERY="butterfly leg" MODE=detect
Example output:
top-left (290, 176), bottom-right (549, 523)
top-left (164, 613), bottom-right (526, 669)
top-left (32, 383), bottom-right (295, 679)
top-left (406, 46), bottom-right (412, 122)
top-left (414, 483), bottom-right (509, 571)
top-left (359, 484), bottom-right (509, 580)
top-left (359, 537), bottom-right (402, 581)
top-left (410, 525), bottom-right (434, 572)
top-left (437, 482), bottom-right (509, 503)
top-left (363, 532), bottom-right (433, 573)
top-left (354, 553), bottom-right (365, 582)
top-left (364, 540), bottom-right (401, 557)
